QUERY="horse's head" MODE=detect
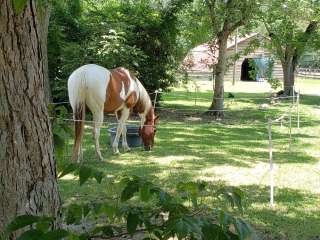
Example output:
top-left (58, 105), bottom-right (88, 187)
top-left (139, 111), bottom-right (159, 151)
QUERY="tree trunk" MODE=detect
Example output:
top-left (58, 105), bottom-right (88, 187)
top-left (39, 3), bottom-right (52, 104)
top-left (281, 57), bottom-right (297, 96)
top-left (208, 34), bottom-right (228, 119)
top-left (0, 0), bottom-right (60, 235)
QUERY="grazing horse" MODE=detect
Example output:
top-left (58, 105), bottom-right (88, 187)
top-left (68, 64), bottom-right (158, 161)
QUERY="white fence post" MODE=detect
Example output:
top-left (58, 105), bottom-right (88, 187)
top-left (297, 89), bottom-right (300, 129)
top-left (292, 85), bottom-right (295, 105)
top-left (289, 107), bottom-right (292, 151)
top-left (153, 90), bottom-right (159, 109)
top-left (268, 118), bottom-right (275, 208)
top-left (194, 84), bottom-right (198, 106)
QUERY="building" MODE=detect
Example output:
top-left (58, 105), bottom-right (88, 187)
top-left (185, 33), bottom-right (284, 82)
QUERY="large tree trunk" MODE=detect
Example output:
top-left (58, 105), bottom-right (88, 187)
top-left (208, 34), bottom-right (228, 119)
top-left (0, 0), bottom-right (60, 235)
top-left (281, 57), bottom-right (297, 96)
top-left (39, 3), bottom-right (52, 104)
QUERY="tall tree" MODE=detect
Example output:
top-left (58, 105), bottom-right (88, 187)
top-left (0, 0), bottom-right (60, 235)
top-left (205, 0), bottom-right (257, 118)
top-left (261, 0), bottom-right (320, 96)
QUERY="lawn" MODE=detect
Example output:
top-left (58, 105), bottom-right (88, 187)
top-left (58, 78), bottom-right (320, 240)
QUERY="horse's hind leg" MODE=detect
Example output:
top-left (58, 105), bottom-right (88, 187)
top-left (93, 111), bottom-right (104, 161)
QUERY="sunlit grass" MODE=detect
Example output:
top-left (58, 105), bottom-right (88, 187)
top-left (58, 78), bottom-right (320, 240)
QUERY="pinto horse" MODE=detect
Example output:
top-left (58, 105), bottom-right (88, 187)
top-left (68, 64), bottom-right (158, 161)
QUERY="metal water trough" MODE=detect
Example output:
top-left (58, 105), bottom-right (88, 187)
top-left (108, 125), bottom-right (142, 148)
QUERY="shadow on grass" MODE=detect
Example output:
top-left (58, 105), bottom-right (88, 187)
top-left (63, 117), bottom-right (319, 170)
top-left (240, 184), bottom-right (320, 240)
top-left (299, 94), bottom-right (320, 106)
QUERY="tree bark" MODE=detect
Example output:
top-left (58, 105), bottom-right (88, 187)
top-left (39, 2), bottom-right (52, 104)
top-left (208, 33), bottom-right (228, 119)
top-left (281, 55), bottom-right (298, 96)
top-left (0, 0), bottom-right (60, 235)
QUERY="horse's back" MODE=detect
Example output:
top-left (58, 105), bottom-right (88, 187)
top-left (68, 64), bottom-right (111, 112)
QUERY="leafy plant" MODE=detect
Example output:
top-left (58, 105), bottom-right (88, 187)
top-left (58, 162), bottom-right (104, 186)
top-left (48, 105), bottom-right (73, 162)
top-left (2, 215), bottom-right (68, 240)
top-left (3, 172), bottom-right (257, 240)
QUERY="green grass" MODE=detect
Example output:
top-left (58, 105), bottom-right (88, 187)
top-left (58, 78), bottom-right (320, 239)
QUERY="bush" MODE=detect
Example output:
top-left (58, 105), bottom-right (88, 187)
top-left (2, 171), bottom-right (257, 240)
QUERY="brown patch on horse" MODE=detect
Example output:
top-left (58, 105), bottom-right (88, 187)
top-left (133, 99), bottom-right (144, 113)
top-left (125, 91), bottom-right (138, 109)
top-left (104, 67), bottom-right (134, 113)
top-left (112, 67), bottom-right (132, 92)
top-left (116, 110), bottom-right (122, 120)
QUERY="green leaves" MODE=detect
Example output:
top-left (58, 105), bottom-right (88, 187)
top-left (49, 105), bottom-right (73, 162)
top-left (58, 163), bottom-right (78, 178)
top-left (79, 165), bottom-right (93, 186)
top-left (139, 183), bottom-right (152, 202)
top-left (65, 204), bottom-right (86, 225)
top-left (120, 177), bottom-right (140, 202)
top-left (12, 0), bottom-right (28, 14)
top-left (166, 216), bottom-right (202, 240)
top-left (202, 222), bottom-right (229, 240)
top-left (93, 170), bottom-right (104, 184)
top-left (215, 210), bottom-right (256, 240)
top-left (177, 181), bottom-right (206, 207)
top-left (15, 229), bottom-right (69, 240)
top-left (17, 229), bottom-right (43, 240)
top-left (2, 176), bottom-right (256, 240)
top-left (58, 163), bottom-right (104, 186)
top-left (100, 203), bottom-right (117, 220)
top-left (41, 230), bottom-right (69, 240)
top-left (5, 215), bottom-right (45, 233)
top-left (217, 186), bottom-right (244, 212)
top-left (127, 212), bottom-right (142, 236)
top-left (48, 0), bottom-right (187, 104)
top-left (91, 225), bottom-right (114, 237)
top-left (4, 215), bottom-right (68, 240)
top-left (120, 176), bottom-right (157, 202)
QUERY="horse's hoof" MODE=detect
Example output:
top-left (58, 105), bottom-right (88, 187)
top-left (97, 156), bottom-right (104, 161)
top-left (113, 149), bottom-right (120, 155)
top-left (123, 146), bottom-right (131, 152)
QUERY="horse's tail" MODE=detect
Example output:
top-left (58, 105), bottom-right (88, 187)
top-left (68, 71), bottom-right (86, 162)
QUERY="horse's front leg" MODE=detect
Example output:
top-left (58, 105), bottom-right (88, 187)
top-left (112, 122), bottom-right (122, 154)
top-left (112, 108), bottom-right (130, 154)
top-left (122, 123), bottom-right (131, 152)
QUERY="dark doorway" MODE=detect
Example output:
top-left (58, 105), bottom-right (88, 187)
top-left (241, 58), bottom-right (256, 81)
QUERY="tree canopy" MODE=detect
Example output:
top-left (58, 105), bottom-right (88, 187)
top-left (259, 0), bottom-right (320, 94)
